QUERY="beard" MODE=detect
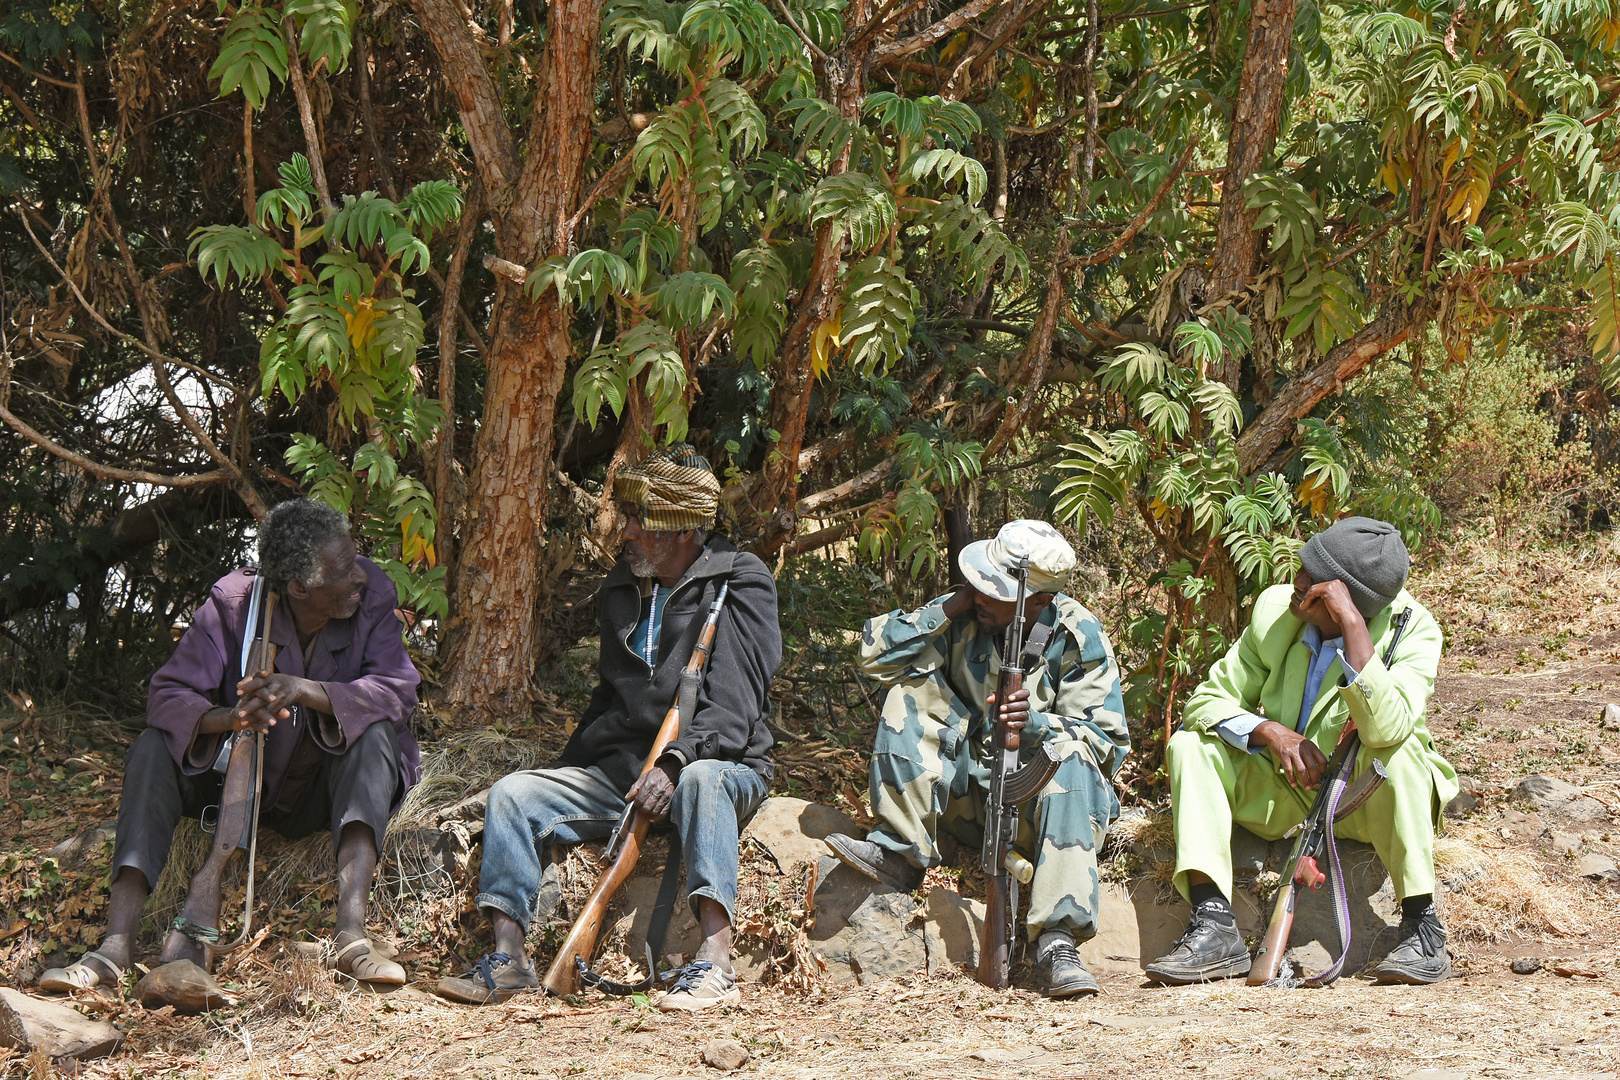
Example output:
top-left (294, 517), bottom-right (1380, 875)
top-left (628, 551), bottom-right (660, 577)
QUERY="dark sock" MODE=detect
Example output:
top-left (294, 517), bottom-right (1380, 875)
top-left (1402, 894), bottom-right (1437, 921)
top-left (1189, 882), bottom-right (1235, 925)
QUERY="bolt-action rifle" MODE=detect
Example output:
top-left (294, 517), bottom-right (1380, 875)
top-left (978, 554), bottom-right (1062, 989)
top-left (542, 581), bottom-right (731, 997)
top-left (1248, 606), bottom-right (1413, 987)
top-left (171, 572), bottom-right (276, 956)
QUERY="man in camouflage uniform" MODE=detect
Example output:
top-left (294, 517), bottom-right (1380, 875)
top-left (824, 520), bottom-right (1130, 997)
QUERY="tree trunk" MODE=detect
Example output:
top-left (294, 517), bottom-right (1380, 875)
top-left (1208, 0), bottom-right (1298, 386)
top-left (414, 0), bottom-right (601, 723)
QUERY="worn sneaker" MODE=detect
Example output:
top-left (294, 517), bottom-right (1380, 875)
top-left (1373, 906), bottom-right (1451, 985)
top-left (824, 833), bottom-right (925, 892)
top-left (1036, 931), bottom-right (1099, 998)
top-left (435, 952), bottom-right (540, 1005)
top-left (656, 960), bottom-right (740, 1012)
top-left (1143, 903), bottom-right (1252, 985)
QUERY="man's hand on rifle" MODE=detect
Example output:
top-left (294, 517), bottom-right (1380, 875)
top-left (626, 757), bottom-right (681, 821)
top-left (1252, 720), bottom-right (1329, 788)
top-left (986, 686), bottom-right (1035, 750)
top-left (232, 672), bottom-right (335, 731)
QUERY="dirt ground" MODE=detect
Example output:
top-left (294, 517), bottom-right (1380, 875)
top-left (4, 528), bottom-right (1620, 1079)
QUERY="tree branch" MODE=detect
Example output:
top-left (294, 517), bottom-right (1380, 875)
top-left (284, 20), bottom-right (335, 216)
top-left (769, 0), bottom-right (831, 63)
top-left (408, 0), bottom-right (518, 201)
top-left (1071, 136), bottom-right (1197, 268)
top-left (874, 0), bottom-right (1000, 61)
top-left (0, 398), bottom-right (233, 489)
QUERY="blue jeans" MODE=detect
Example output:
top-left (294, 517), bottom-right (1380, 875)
top-left (475, 758), bottom-right (768, 928)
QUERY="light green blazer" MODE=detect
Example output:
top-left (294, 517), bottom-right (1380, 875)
top-left (1183, 583), bottom-right (1457, 792)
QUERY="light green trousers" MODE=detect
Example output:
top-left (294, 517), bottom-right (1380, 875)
top-left (1167, 727), bottom-right (1445, 904)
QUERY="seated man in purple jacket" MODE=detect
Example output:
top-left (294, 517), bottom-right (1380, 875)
top-left (436, 445), bottom-right (779, 1013)
top-left (39, 499), bottom-right (421, 992)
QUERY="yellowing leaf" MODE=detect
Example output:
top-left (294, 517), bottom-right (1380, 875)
top-left (1439, 139), bottom-right (1462, 178)
top-left (1447, 172), bottom-right (1491, 224)
top-left (345, 296), bottom-right (381, 353)
top-left (1297, 476), bottom-right (1333, 519)
top-left (939, 29), bottom-right (971, 66)
top-left (810, 309), bottom-right (843, 381)
top-left (1149, 497), bottom-right (1174, 522)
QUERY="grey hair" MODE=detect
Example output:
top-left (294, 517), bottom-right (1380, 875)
top-left (258, 499), bottom-right (350, 592)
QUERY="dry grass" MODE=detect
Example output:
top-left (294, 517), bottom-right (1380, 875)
top-left (1435, 824), bottom-right (1594, 943)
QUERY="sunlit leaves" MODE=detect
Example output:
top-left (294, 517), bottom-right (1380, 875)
top-left (284, 0), bottom-right (354, 74)
top-left (897, 148), bottom-right (988, 205)
top-left (656, 271), bottom-right (737, 325)
top-left (1543, 201), bottom-right (1610, 267)
top-left (1279, 263), bottom-right (1363, 354)
top-left (809, 172), bottom-right (897, 250)
top-left (189, 225), bottom-right (286, 288)
top-left (1244, 175), bottom-right (1322, 269)
top-left (209, 6), bottom-right (287, 109)
top-left (839, 256), bottom-right (916, 375)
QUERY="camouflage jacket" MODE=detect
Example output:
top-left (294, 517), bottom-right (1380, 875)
top-left (858, 594), bottom-right (1131, 777)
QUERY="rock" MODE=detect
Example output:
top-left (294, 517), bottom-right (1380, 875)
top-left (1499, 809), bottom-right (1547, 843)
top-left (922, 884), bottom-right (981, 974)
top-left (1514, 775), bottom-right (1610, 823)
top-left (1444, 791), bottom-right (1479, 818)
top-left (809, 866), bottom-right (928, 984)
top-left (1574, 853), bottom-right (1620, 882)
top-left (1281, 941), bottom-right (1335, 980)
top-left (1602, 703), bottom-right (1620, 731)
top-left (1550, 831), bottom-right (1582, 857)
top-left (701, 1038), bottom-right (749, 1071)
top-left (48, 823), bottom-right (117, 868)
top-left (1510, 957), bottom-right (1542, 974)
top-left (134, 959), bottom-right (236, 1014)
top-left (742, 796), bottom-right (860, 871)
top-left (0, 988), bottom-right (123, 1060)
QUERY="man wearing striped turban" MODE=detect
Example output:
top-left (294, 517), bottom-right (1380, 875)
top-left (438, 446), bottom-right (781, 1013)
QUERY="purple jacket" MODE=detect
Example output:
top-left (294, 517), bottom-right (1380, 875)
top-left (146, 558), bottom-right (422, 807)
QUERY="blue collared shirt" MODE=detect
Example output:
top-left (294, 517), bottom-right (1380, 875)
top-left (1214, 624), bottom-right (1361, 753)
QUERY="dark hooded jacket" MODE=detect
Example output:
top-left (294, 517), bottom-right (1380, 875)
top-left (558, 537), bottom-right (779, 792)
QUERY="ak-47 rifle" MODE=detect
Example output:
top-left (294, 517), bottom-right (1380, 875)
top-left (978, 554), bottom-right (1062, 989)
top-left (541, 581), bottom-right (731, 998)
top-left (170, 573), bottom-right (275, 955)
top-left (1248, 605), bottom-right (1413, 987)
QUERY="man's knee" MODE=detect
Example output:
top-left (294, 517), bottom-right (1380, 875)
top-left (1166, 727), bottom-right (1219, 778)
top-left (348, 719), bottom-right (399, 762)
top-left (125, 727), bottom-right (178, 779)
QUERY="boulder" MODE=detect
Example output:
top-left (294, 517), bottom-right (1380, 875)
top-left (1443, 791), bottom-right (1479, 818)
top-left (809, 863), bottom-right (928, 984)
top-left (1514, 775), bottom-right (1610, 823)
top-left (742, 796), bottom-right (859, 871)
top-left (0, 988), bottom-right (123, 1060)
top-left (1499, 810), bottom-right (1546, 843)
top-left (135, 959), bottom-right (236, 1014)
top-left (1550, 831), bottom-right (1582, 857)
top-left (48, 823), bottom-right (117, 868)
top-left (1602, 703), bottom-right (1620, 731)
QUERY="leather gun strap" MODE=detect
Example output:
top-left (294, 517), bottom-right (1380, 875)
top-left (677, 667), bottom-right (702, 732)
top-left (1020, 622), bottom-right (1055, 671)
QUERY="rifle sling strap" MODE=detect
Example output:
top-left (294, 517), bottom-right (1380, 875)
top-left (578, 834), bottom-right (685, 997)
top-left (677, 667), bottom-right (702, 731)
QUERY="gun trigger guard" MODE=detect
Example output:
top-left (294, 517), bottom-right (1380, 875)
top-left (200, 805), bottom-right (220, 834)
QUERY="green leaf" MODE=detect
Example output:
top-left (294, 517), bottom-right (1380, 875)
top-left (208, 7), bottom-right (289, 110)
top-left (808, 172), bottom-right (896, 251)
top-left (1097, 342), bottom-right (1170, 394)
top-left (729, 243), bottom-right (791, 369)
top-left (328, 191), bottom-right (407, 250)
top-left (863, 91), bottom-right (924, 142)
top-left (398, 179), bottom-right (463, 240)
top-left (839, 256), bottom-right (917, 375)
top-left (285, 0), bottom-right (355, 74)
top-left (189, 224), bottom-right (288, 288)
top-left (1052, 432), bottom-right (1132, 531)
top-left (898, 148), bottom-right (988, 205)
top-left (655, 271), bottom-right (736, 326)
top-left (1278, 264), bottom-right (1362, 354)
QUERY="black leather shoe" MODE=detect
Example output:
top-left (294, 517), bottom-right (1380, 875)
top-left (1036, 932), bottom-right (1099, 998)
top-left (823, 833), bottom-right (924, 892)
top-left (1143, 903), bottom-right (1252, 984)
top-left (1373, 908), bottom-right (1451, 984)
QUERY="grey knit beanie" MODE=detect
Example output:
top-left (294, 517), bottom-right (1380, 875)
top-left (1298, 517), bottom-right (1410, 619)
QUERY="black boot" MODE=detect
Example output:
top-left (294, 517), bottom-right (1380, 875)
top-left (1143, 901), bottom-right (1252, 985)
top-left (1035, 931), bottom-right (1099, 998)
top-left (823, 833), bottom-right (924, 892)
top-left (1373, 903), bottom-right (1451, 984)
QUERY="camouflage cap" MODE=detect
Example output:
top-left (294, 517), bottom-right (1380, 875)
top-left (958, 519), bottom-right (1076, 600)
top-left (612, 444), bottom-right (721, 532)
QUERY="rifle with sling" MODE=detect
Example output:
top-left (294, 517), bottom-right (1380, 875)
top-left (171, 572), bottom-right (275, 955)
top-left (542, 581), bottom-right (731, 998)
top-left (978, 554), bottom-right (1063, 989)
top-left (1248, 605), bottom-right (1413, 987)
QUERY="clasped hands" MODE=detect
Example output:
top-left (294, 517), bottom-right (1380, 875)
top-left (625, 757), bottom-right (682, 820)
top-left (200, 672), bottom-right (320, 736)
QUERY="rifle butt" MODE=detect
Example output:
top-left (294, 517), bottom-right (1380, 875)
top-left (1247, 882), bottom-right (1296, 985)
top-left (541, 814), bottom-right (651, 996)
top-left (977, 877), bottom-right (1011, 989)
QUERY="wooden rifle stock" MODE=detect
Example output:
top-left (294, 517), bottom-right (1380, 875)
top-left (542, 582), bottom-right (730, 997)
top-left (174, 591), bottom-right (275, 953)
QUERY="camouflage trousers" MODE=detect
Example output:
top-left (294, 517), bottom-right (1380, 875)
top-left (866, 673), bottom-right (1119, 942)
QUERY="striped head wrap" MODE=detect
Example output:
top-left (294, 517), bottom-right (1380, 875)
top-left (612, 444), bottom-right (721, 532)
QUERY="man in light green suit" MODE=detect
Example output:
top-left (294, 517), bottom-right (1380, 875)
top-left (1146, 517), bottom-right (1458, 986)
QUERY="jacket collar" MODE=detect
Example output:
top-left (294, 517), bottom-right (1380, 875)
top-left (602, 537), bottom-right (741, 594)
